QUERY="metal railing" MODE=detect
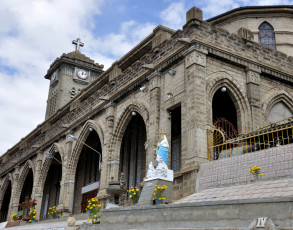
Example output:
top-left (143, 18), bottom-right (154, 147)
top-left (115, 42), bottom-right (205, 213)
top-left (207, 118), bottom-right (293, 160)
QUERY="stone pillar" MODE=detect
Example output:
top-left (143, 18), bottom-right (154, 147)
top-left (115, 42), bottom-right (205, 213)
top-left (32, 152), bottom-right (44, 220)
top-left (246, 66), bottom-right (262, 129)
top-left (62, 134), bottom-right (75, 215)
top-left (146, 72), bottom-right (161, 167)
top-left (58, 138), bottom-right (71, 216)
top-left (182, 46), bottom-right (208, 161)
top-left (8, 166), bottom-right (20, 218)
top-left (97, 105), bottom-right (115, 205)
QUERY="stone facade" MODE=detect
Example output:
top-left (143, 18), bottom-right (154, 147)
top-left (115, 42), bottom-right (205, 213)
top-left (0, 5), bottom-right (293, 222)
top-left (208, 6), bottom-right (293, 57)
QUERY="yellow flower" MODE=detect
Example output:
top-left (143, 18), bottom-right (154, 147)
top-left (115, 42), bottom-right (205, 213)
top-left (136, 189), bottom-right (139, 191)
top-left (154, 188), bottom-right (157, 191)
top-left (133, 192), bottom-right (136, 195)
top-left (153, 198), bottom-right (155, 200)
top-left (33, 216), bottom-right (36, 218)
top-left (159, 198), bottom-right (161, 200)
top-left (98, 205), bottom-right (101, 207)
top-left (131, 186), bottom-right (133, 189)
top-left (162, 198), bottom-right (165, 200)
top-left (153, 193), bottom-right (156, 196)
top-left (29, 220), bottom-right (32, 223)
top-left (129, 195), bottom-right (132, 198)
top-left (94, 214), bottom-right (97, 218)
top-left (260, 174), bottom-right (263, 176)
top-left (48, 213), bottom-right (49, 215)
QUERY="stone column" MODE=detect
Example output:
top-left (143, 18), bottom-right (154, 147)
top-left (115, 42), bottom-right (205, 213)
top-left (61, 134), bottom-right (75, 215)
top-left (58, 138), bottom-right (71, 216)
top-left (32, 152), bottom-right (44, 220)
top-left (8, 166), bottom-right (20, 218)
top-left (146, 72), bottom-right (161, 167)
top-left (97, 105), bottom-right (115, 205)
top-left (246, 66), bottom-right (262, 129)
top-left (182, 46), bottom-right (208, 161)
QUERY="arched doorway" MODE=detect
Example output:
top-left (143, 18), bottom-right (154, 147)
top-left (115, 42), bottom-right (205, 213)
top-left (40, 153), bottom-right (62, 220)
top-left (19, 168), bottom-right (33, 214)
top-left (0, 181), bottom-right (11, 222)
top-left (212, 87), bottom-right (238, 135)
top-left (73, 131), bottom-right (102, 214)
top-left (120, 113), bottom-right (147, 189)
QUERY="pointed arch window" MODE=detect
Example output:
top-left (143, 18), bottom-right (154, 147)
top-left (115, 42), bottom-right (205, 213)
top-left (258, 22), bottom-right (276, 50)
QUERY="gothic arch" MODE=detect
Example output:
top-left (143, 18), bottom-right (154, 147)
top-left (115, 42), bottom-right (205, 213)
top-left (206, 71), bottom-right (251, 132)
top-left (14, 160), bottom-right (35, 202)
top-left (261, 89), bottom-right (293, 122)
top-left (37, 143), bottom-right (65, 191)
top-left (111, 101), bottom-right (149, 159)
top-left (0, 173), bottom-right (13, 203)
top-left (68, 120), bottom-right (104, 176)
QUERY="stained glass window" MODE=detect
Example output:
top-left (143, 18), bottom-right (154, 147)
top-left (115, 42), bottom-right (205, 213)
top-left (258, 22), bottom-right (276, 50)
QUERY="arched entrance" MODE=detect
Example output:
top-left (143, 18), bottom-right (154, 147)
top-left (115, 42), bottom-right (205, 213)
top-left (212, 87), bottom-right (238, 136)
top-left (18, 168), bottom-right (33, 214)
top-left (120, 113), bottom-right (147, 189)
top-left (0, 181), bottom-right (11, 222)
top-left (40, 153), bottom-right (62, 220)
top-left (73, 131), bottom-right (102, 214)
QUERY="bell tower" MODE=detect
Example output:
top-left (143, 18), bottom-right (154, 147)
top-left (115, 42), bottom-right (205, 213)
top-left (44, 38), bottom-right (104, 119)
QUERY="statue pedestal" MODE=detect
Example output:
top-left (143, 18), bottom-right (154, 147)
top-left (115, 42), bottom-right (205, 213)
top-left (138, 178), bottom-right (173, 206)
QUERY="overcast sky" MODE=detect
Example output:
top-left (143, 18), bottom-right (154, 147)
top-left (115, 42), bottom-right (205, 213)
top-left (0, 0), bottom-right (292, 156)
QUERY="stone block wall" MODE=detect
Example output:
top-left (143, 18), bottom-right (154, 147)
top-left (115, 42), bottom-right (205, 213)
top-left (199, 144), bottom-right (293, 191)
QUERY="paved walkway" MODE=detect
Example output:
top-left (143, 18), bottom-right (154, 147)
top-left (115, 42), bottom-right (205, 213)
top-left (0, 219), bottom-right (87, 230)
top-left (175, 178), bottom-right (293, 204)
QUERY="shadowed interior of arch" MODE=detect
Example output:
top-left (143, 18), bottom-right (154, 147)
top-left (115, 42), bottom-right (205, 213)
top-left (19, 168), bottom-right (33, 211)
top-left (120, 113), bottom-right (146, 192)
top-left (212, 88), bottom-right (238, 133)
top-left (73, 131), bottom-right (102, 214)
top-left (40, 153), bottom-right (62, 220)
top-left (0, 180), bottom-right (11, 222)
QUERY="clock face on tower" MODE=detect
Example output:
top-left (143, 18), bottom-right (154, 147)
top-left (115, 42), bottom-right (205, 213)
top-left (77, 70), bottom-right (88, 80)
top-left (51, 71), bottom-right (57, 81)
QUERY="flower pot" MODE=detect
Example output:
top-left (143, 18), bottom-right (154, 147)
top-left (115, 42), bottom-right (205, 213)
top-left (155, 199), bottom-right (163, 205)
top-left (31, 220), bottom-right (36, 223)
top-left (133, 201), bottom-right (138, 205)
top-left (53, 216), bottom-right (58, 219)
top-left (86, 209), bottom-right (90, 214)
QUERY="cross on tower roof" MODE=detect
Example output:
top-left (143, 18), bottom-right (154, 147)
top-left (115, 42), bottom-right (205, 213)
top-left (72, 38), bottom-right (84, 51)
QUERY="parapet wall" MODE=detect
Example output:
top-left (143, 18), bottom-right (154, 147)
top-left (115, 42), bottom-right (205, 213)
top-left (199, 144), bottom-right (293, 191)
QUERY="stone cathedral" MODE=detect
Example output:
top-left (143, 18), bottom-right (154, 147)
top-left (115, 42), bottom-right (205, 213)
top-left (0, 5), bottom-right (293, 224)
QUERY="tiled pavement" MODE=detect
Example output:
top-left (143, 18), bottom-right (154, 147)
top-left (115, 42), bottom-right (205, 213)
top-left (175, 178), bottom-right (293, 204)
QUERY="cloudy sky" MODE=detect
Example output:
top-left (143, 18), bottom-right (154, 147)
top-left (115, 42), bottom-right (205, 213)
top-left (0, 0), bottom-right (292, 155)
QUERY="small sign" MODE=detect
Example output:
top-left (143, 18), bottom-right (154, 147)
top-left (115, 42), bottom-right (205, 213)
top-left (81, 181), bottom-right (100, 194)
top-left (256, 217), bottom-right (267, 227)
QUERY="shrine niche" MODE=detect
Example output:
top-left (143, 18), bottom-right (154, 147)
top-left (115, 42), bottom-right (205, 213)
top-left (120, 113), bottom-right (147, 189)
top-left (258, 22), bottom-right (276, 50)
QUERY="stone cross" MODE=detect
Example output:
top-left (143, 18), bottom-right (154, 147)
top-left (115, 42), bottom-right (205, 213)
top-left (72, 38), bottom-right (84, 51)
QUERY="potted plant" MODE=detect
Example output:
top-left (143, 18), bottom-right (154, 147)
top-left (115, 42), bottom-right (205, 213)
top-left (19, 196), bottom-right (37, 221)
top-left (152, 184), bottom-right (167, 205)
top-left (10, 214), bottom-right (19, 221)
top-left (47, 206), bottom-right (59, 219)
top-left (86, 198), bottom-right (101, 224)
top-left (28, 208), bottom-right (37, 223)
top-left (127, 186), bottom-right (140, 205)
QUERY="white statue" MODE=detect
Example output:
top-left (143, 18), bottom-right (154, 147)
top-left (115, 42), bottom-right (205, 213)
top-left (145, 133), bottom-right (173, 182)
